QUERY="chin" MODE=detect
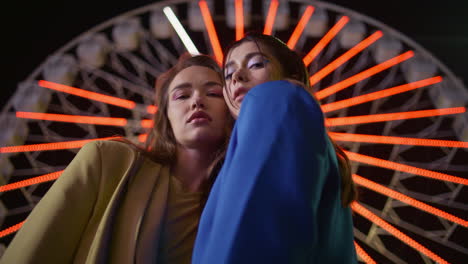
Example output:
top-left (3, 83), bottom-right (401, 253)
top-left (183, 131), bottom-right (225, 148)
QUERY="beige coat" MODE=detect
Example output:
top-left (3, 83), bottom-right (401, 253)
top-left (1, 140), bottom-right (171, 263)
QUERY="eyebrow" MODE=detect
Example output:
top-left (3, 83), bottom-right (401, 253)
top-left (225, 52), bottom-right (267, 70)
top-left (170, 82), bottom-right (192, 92)
top-left (171, 81), bottom-right (222, 92)
top-left (205, 81), bottom-right (222, 87)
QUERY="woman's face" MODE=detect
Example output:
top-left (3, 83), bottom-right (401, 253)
top-left (167, 65), bottom-right (229, 150)
top-left (223, 41), bottom-right (283, 118)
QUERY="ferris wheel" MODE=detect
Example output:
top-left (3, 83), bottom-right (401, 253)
top-left (0, 0), bottom-right (467, 263)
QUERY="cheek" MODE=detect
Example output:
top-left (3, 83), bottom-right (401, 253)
top-left (166, 104), bottom-right (183, 129)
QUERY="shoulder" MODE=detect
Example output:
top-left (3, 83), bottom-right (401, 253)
top-left (246, 80), bottom-right (312, 100)
top-left (82, 139), bottom-right (135, 155)
top-left (77, 140), bottom-right (140, 167)
top-left (239, 80), bottom-right (323, 120)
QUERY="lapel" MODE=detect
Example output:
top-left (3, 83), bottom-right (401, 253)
top-left (135, 163), bottom-right (170, 263)
top-left (85, 150), bottom-right (143, 263)
top-left (79, 151), bottom-right (170, 264)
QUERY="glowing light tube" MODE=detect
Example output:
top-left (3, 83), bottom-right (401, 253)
top-left (316, 51), bottom-right (414, 100)
top-left (303, 16), bottom-right (350, 67)
top-left (353, 174), bottom-right (468, 227)
top-left (38, 80), bottom-right (136, 109)
top-left (0, 171), bottom-right (63, 193)
top-left (199, 0), bottom-right (223, 64)
top-left (263, 0), bottom-right (279, 35)
top-left (330, 132), bottom-right (468, 148)
top-left (351, 202), bottom-right (449, 264)
top-left (345, 151), bottom-right (468, 185)
top-left (0, 221), bottom-right (25, 238)
top-left (235, 0), bottom-right (244, 40)
top-left (321, 76), bottom-right (442, 113)
top-left (287, 5), bottom-right (314, 49)
top-left (0, 137), bottom-right (121, 153)
top-left (16, 112), bottom-right (128, 126)
top-left (308, 30), bottom-right (383, 84)
top-left (163, 6), bottom-right (200, 55)
top-left (354, 242), bottom-right (376, 264)
top-left (325, 107), bottom-right (466, 127)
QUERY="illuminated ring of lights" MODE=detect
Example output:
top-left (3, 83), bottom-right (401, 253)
top-left (0, 0), bottom-right (467, 263)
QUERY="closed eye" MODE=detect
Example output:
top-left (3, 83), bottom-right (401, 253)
top-left (175, 94), bottom-right (190, 100)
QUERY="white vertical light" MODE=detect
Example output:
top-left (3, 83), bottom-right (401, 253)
top-left (163, 6), bottom-right (200, 55)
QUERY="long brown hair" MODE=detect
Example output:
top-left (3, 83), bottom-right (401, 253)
top-left (119, 54), bottom-right (233, 172)
top-left (224, 33), bottom-right (357, 207)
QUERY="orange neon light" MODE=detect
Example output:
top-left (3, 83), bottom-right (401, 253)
top-left (303, 16), bottom-right (350, 67)
top-left (330, 132), bottom-right (468, 148)
top-left (235, 0), bottom-right (244, 40)
top-left (345, 151), bottom-right (468, 185)
top-left (316, 51), bottom-right (414, 100)
top-left (16, 112), bottom-right (128, 126)
top-left (147, 105), bottom-right (158, 114)
top-left (138, 134), bottom-right (148, 143)
top-left (0, 171), bottom-right (63, 193)
top-left (325, 107), bottom-right (466, 127)
top-left (199, 0), bottom-right (224, 65)
top-left (351, 202), bottom-right (449, 264)
top-left (287, 6), bottom-right (314, 50)
top-left (0, 221), bottom-right (25, 238)
top-left (38, 80), bottom-right (136, 109)
top-left (0, 137), bottom-right (121, 153)
top-left (353, 174), bottom-right (468, 227)
top-left (263, 0), bottom-right (279, 35)
top-left (141, 119), bottom-right (154, 128)
top-left (321, 76), bottom-right (443, 113)
top-left (309, 31), bottom-right (383, 84)
top-left (354, 242), bottom-right (376, 264)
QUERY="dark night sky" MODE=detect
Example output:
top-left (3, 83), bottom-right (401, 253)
top-left (2, 0), bottom-right (467, 107)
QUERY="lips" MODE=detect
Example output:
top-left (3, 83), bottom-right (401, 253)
top-left (187, 111), bottom-right (212, 123)
top-left (233, 87), bottom-right (249, 103)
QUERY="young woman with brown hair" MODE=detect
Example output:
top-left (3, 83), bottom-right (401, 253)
top-left (193, 34), bottom-right (358, 263)
top-left (1, 54), bottom-right (233, 264)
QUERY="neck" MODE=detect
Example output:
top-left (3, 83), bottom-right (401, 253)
top-left (171, 145), bottom-right (216, 192)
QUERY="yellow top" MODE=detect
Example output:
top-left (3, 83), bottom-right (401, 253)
top-left (158, 175), bottom-right (205, 264)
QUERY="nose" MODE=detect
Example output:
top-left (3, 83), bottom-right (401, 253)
top-left (191, 94), bottom-right (205, 109)
top-left (232, 68), bottom-right (247, 84)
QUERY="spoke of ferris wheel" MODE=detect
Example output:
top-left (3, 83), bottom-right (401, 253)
top-left (0, 171), bottom-right (63, 193)
top-left (344, 150), bottom-right (468, 185)
top-left (315, 51), bottom-right (414, 100)
top-left (163, 6), bottom-right (200, 55)
top-left (263, 0), bottom-right (279, 35)
top-left (286, 5), bottom-right (314, 50)
top-left (351, 202), bottom-right (449, 264)
top-left (353, 174), bottom-right (468, 227)
top-left (325, 107), bottom-right (466, 127)
top-left (0, 137), bottom-right (121, 154)
top-left (308, 30), bottom-right (383, 84)
top-left (0, 221), bottom-right (25, 238)
top-left (354, 242), bottom-right (377, 264)
top-left (235, 0), bottom-right (244, 40)
top-left (38, 80), bottom-right (157, 114)
top-left (199, 0), bottom-right (223, 65)
top-left (16, 112), bottom-right (154, 128)
top-left (303, 16), bottom-right (350, 67)
top-left (330, 132), bottom-right (468, 148)
top-left (321, 76), bottom-right (442, 113)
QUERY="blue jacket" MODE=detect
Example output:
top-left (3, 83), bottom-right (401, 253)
top-left (193, 80), bottom-right (357, 263)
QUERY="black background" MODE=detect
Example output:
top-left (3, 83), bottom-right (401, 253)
top-left (1, 0), bottom-right (467, 107)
